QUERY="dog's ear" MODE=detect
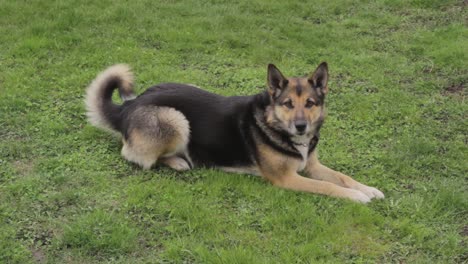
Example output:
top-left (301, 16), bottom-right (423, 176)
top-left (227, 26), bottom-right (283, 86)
top-left (308, 62), bottom-right (329, 95)
top-left (267, 64), bottom-right (288, 98)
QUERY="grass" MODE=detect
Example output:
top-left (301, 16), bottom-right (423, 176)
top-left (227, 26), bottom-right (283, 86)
top-left (0, 0), bottom-right (467, 263)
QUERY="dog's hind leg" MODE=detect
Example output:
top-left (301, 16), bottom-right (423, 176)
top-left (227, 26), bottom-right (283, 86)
top-left (121, 132), bottom-right (162, 170)
top-left (121, 106), bottom-right (190, 170)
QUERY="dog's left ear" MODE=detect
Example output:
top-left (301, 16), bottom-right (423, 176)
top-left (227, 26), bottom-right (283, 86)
top-left (267, 64), bottom-right (288, 98)
top-left (308, 62), bottom-right (329, 95)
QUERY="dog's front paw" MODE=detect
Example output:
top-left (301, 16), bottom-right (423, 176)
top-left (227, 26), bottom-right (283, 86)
top-left (338, 189), bottom-right (371, 204)
top-left (353, 184), bottom-right (384, 200)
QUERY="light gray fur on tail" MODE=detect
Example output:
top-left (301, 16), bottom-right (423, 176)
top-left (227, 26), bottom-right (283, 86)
top-left (85, 64), bottom-right (134, 132)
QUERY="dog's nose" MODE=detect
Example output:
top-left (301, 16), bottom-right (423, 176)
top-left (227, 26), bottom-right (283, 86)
top-left (295, 121), bottom-right (307, 133)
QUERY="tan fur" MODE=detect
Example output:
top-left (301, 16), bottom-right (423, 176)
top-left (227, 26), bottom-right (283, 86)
top-left (256, 143), bottom-right (372, 203)
top-left (121, 106), bottom-right (190, 170)
top-left (160, 156), bottom-right (191, 171)
top-left (305, 151), bottom-right (385, 199)
top-left (219, 166), bottom-right (261, 176)
top-left (121, 130), bottom-right (162, 169)
top-left (267, 77), bottom-right (323, 136)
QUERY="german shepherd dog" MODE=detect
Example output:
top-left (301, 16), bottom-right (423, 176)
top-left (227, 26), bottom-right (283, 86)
top-left (85, 63), bottom-right (384, 203)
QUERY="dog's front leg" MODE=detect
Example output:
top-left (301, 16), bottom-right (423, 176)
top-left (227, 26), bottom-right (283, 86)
top-left (257, 145), bottom-right (371, 203)
top-left (267, 171), bottom-right (372, 203)
top-left (304, 151), bottom-right (384, 200)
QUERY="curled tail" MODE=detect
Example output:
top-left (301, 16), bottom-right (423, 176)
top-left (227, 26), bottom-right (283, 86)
top-left (85, 64), bottom-right (135, 132)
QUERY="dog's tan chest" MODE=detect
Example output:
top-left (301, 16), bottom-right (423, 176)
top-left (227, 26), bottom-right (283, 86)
top-left (291, 135), bottom-right (310, 171)
top-left (295, 144), bottom-right (309, 171)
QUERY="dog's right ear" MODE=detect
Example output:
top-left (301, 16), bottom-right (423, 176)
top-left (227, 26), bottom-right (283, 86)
top-left (267, 64), bottom-right (288, 98)
top-left (308, 62), bottom-right (329, 95)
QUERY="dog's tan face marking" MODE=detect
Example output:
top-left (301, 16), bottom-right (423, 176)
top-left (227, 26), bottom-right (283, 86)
top-left (266, 63), bottom-right (328, 136)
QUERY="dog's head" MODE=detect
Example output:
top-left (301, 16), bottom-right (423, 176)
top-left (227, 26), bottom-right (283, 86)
top-left (265, 62), bottom-right (328, 137)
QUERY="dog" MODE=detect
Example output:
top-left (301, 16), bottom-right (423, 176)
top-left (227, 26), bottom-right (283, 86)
top-left (85, 62), bottom-right (384, 203)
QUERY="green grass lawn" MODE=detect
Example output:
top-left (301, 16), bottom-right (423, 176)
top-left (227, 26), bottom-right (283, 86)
top-left (1, 0), bottom-right (467, 263)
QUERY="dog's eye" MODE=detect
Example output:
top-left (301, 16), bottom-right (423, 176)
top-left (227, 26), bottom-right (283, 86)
top-left (282, 100), bottom-right (294, 109)
top-left (305, 98), bottom-right (315, 108)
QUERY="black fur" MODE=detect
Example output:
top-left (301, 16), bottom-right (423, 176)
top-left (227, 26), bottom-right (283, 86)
top-left (296, 80), bottom-right (303, 96)
top-left (100, 77), bottom-right (125, 131)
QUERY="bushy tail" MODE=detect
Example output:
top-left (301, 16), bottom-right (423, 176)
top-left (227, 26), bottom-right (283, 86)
top-left (85, 64), bottom-right (135, 132)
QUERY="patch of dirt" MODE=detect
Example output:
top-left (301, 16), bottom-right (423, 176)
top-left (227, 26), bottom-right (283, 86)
top-left (403, 184), bottom-right (415, 191)
top-left (458, 226), bottom-right (468, 263)
top-left (31, 247), bottom-right (47, 263)
top-left (13, 160), bottom-right (35, 176)
top-left (460, 225), bottom-right (468, 237)
top-left (443, 83), bottom-right (465, 96)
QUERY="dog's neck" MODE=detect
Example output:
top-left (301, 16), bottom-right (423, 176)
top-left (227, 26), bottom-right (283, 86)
top-left (252, 106), bottom-right (322, 159)
top-left (291, 134), bottom-right (312, 146)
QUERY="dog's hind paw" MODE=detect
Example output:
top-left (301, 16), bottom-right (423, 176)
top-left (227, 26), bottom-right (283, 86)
top-left (161, 156), bottom-right (191, 171)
